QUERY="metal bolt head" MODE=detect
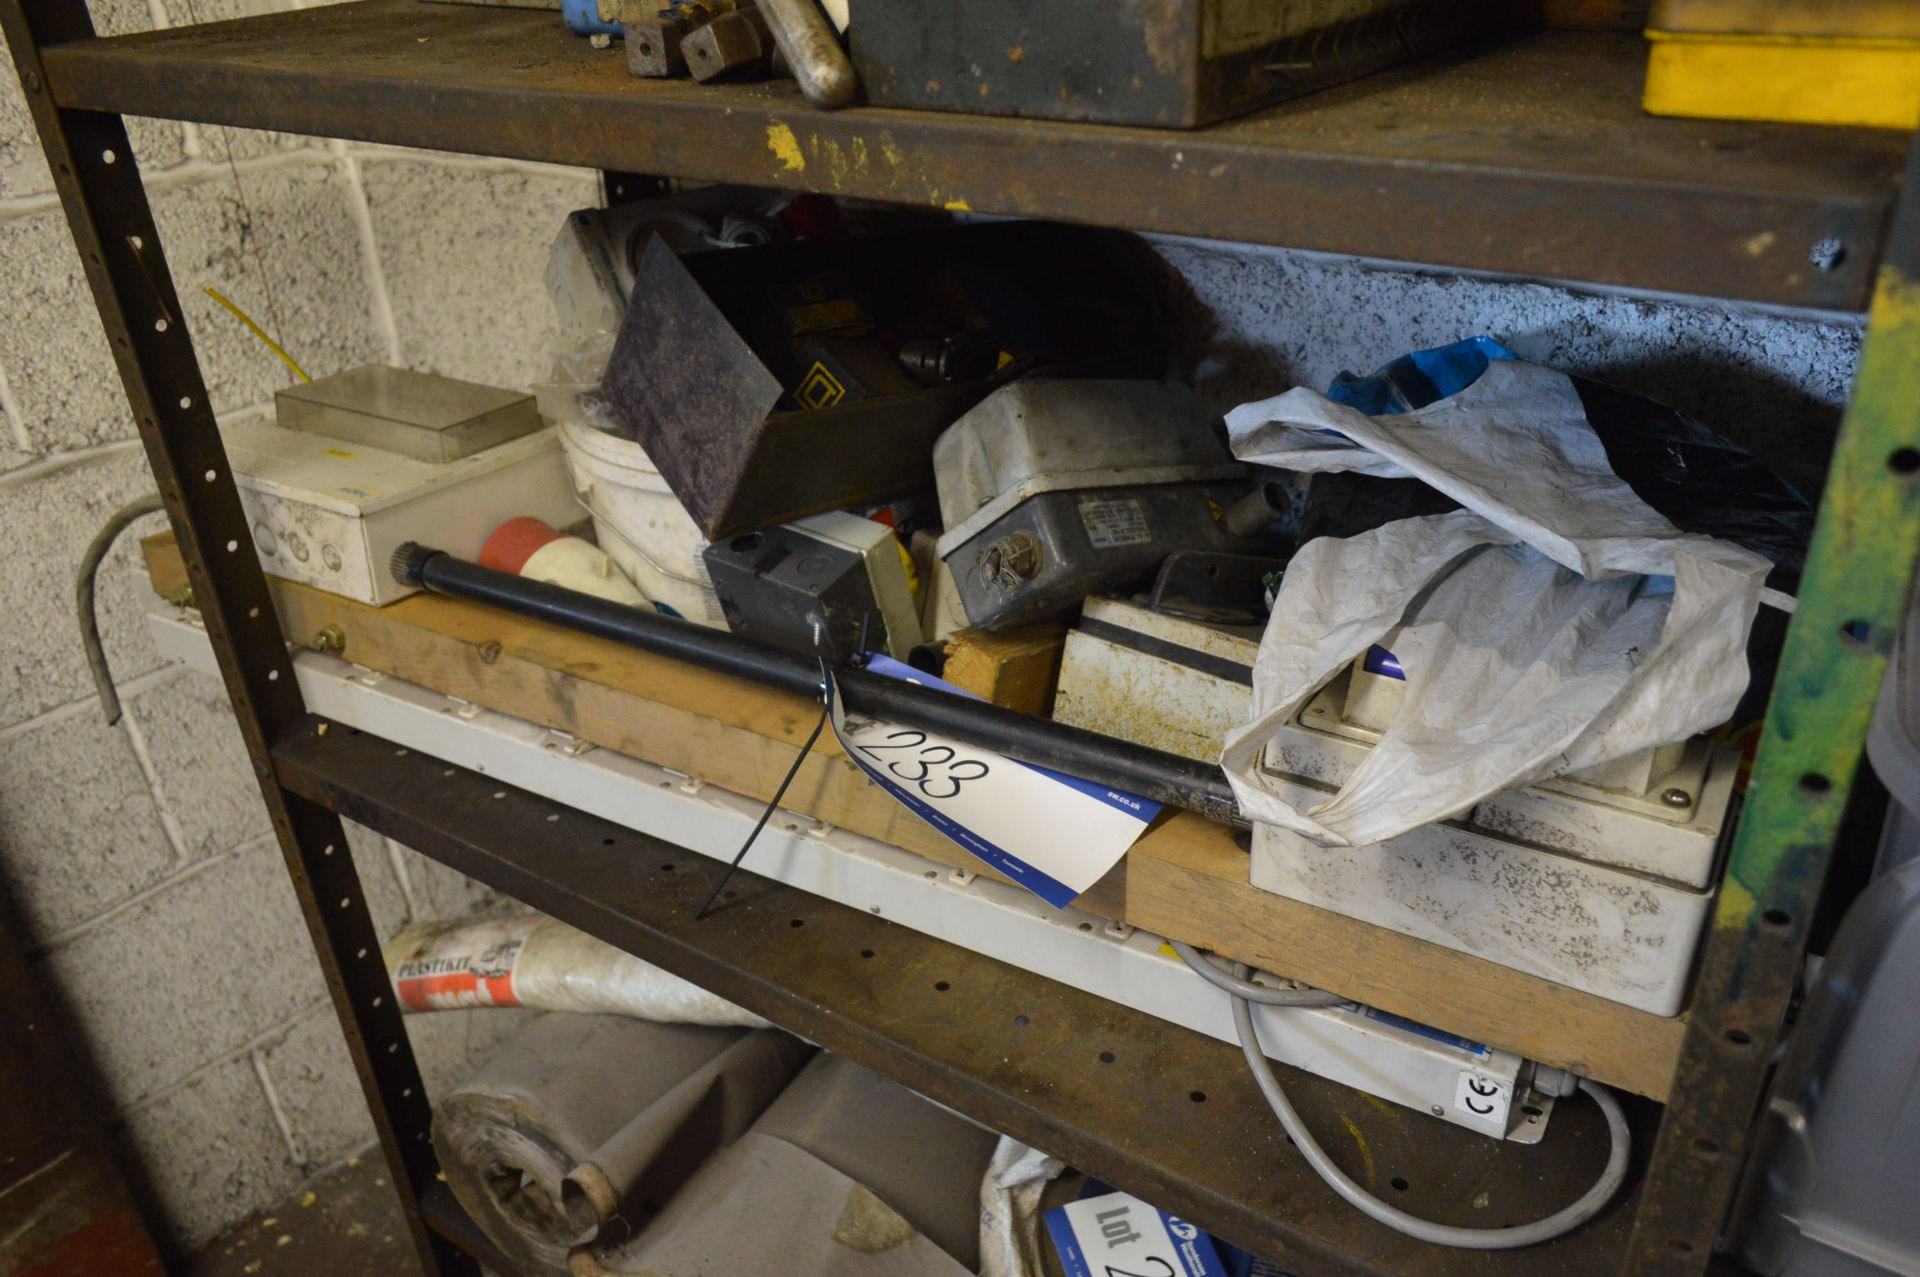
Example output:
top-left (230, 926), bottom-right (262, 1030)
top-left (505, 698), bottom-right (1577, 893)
top-left (310, 624), bottom-right (346, 655)
top-left (627, 19), bottom-right (687, 76)
top-left (1660, 787), bottom-right (1693, 809)
top-left (478, 639), bottom-right (503, 664)
top-left (1430, 1104), bottom-right (1445, 1117)
top-left (980, 531), bottom-right (1042, 587)
top-left (683, 8), bottom-right (771, 82)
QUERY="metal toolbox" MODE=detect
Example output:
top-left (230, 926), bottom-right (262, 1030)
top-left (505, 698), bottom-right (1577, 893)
top-left (1644, 0), bottom-right (1920, 129)
top-left (931, 380), bottom-right (1274, 629)
top-left (1250, 657), bottom-right (1739, 1016)
top-left (849, 0), bottom-right (1490, 128)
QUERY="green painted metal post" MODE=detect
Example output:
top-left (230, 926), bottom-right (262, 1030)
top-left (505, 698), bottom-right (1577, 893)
top-left (1627, 135), bottom-right (1920, 1274)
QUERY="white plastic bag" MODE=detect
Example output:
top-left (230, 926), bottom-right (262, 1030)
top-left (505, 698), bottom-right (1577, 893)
top-left (977, 1137), bottom-right (1065, 1277)
top-left (1220, 359), bottom-right (1774, 848)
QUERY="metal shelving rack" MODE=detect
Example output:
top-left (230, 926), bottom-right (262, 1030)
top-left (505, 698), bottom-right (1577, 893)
top-left (4, 3), bottom-right (1917, 1275)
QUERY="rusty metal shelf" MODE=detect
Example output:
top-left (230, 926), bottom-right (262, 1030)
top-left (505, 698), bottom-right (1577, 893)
top-left (37, 0), bottom-right (1907, 311)
top-left (12, 1), bottom-right (1917, 1271)
top-left (275, 717), bottom-right (1649, 1277)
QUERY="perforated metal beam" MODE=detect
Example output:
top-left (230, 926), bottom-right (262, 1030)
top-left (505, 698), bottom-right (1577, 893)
top-left (0, 6), bottom-right (470, 1273)
top-left (1625, 134), bottom-right (1920, 1275)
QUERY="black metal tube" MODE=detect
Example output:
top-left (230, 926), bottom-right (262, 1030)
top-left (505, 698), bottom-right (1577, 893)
top-left (392, 544), bottom-right (1242, 822)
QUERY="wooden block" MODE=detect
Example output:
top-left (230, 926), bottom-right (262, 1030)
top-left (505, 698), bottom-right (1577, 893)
top-left (143, 533), bottom-right (191, 600)
top-left (143, 532), bottom-right (1684, 1098)
top-left (942, 624), bottom-right (1067, 715)
top-left (910, 529), bottom-right (968, 642)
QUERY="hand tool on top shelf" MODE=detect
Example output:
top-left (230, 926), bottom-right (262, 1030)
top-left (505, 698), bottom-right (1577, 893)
top-left (682, 5), bottom-right (774, 82)
top-left (603, 0), bottom-right (856, 107)
top-left (755, 0), bottom-right (856, 108)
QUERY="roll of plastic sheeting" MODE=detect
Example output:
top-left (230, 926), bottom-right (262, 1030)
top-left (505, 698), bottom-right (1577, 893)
top-left (572, 1053), bottom-right (996, 1276)
top-left (385, 914), bottom-right (770, 1028)
top-left (572, 1133), bottom-right (973, 1277)
top-left (752, 1053), bottom-right (1001, 1270)
top-left (434, 1014), bottom-right (810, 1276)
top-left (561, 1028), bottom-right (817, 1245)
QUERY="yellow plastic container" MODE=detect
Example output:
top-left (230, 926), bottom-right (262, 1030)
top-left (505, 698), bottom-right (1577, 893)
top-left (1643, 0), bottom-right (1920, 129)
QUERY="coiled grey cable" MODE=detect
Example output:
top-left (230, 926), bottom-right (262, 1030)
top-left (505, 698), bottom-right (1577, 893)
top-left (1170, 939), bottom-right (1346, 1007)
top-left (1206, 954), bottom-right (1630, 1249)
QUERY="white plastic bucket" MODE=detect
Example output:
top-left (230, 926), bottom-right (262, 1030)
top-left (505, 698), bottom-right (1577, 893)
top-left (555, 416), bottom-right (728, 629)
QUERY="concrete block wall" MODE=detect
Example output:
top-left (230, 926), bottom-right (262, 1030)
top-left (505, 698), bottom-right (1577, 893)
top-left (1152, 239), bottom-right (1862, 505)
top-left (0, 0), bottom-right (598, 1252)
top-left (0, 0), bottom-right (1860, 1258)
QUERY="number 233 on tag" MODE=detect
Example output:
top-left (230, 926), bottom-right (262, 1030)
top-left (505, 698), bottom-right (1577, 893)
top-left (828, 656), bottom-right (1163, 908)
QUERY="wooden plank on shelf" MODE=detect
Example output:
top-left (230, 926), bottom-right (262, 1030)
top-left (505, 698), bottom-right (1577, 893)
top-left (1123, 814), bottom-right (1686, 1099)
top-left (142, 532), bottom-right (1000, 881)
top-left (143, 532), bottom-right (1684, 1099)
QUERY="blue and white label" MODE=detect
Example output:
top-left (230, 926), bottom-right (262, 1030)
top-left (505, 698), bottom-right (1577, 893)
top-left (1045, 1190), bottom-right (1226, 1277)
top-left (828, 656), bottom-right (1162, 908)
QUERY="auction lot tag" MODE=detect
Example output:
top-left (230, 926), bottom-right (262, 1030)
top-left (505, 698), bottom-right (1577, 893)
top-left (1045, 1189), bottom-right (1226, 1277)
top-left (829, 656), bottom-right (1161, 908)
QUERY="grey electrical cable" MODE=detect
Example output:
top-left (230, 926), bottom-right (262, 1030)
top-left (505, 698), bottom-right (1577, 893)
top-left (1170, 939), bottom-right (1346, 1007)
top-left (1223, 958), bottom-right (1631, 1249)
top-left (76, 493), bottom-right (166, 726)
